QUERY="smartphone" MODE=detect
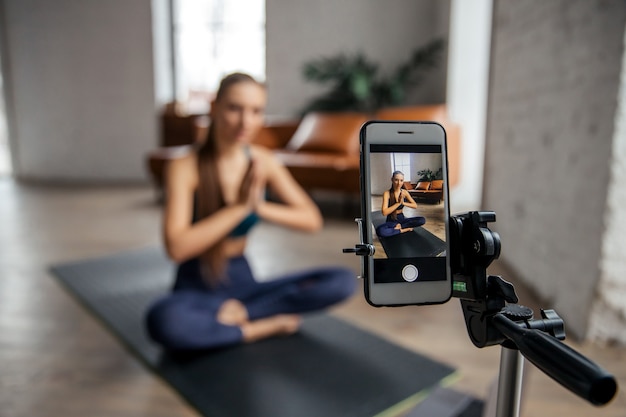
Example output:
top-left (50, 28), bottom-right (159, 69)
top-left (360, 121), bottom-right (451, 306)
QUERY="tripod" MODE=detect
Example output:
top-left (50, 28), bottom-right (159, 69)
top-left (345, 211), bottom-right (617, 417)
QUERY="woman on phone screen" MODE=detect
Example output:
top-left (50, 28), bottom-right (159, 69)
top-left (376, 171), bottom-right (426, 238)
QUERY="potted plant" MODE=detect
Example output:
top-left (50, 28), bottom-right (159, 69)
top-left (301, 39), bottom-right (444, 114)
top-left (416, 168), bottom-right (443, 182)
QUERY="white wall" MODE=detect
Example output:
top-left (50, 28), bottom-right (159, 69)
top-left (370, 153), bottom-right (393, 196)
top-left (483, 0), bottom-right (626, 340)
top-left (265, 0), bottom-right (450, 117)
top-left (446, 0), bottom-right (492, 211)
top-left (1, 1), bottom-right (452, 183)
top-left (1, 0), bottom-right (157, 182)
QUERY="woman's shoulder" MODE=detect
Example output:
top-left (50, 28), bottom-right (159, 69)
top-left (165, 147), bottom-right (199, 187)
top-left (167, 146), bottom-right (197, 165)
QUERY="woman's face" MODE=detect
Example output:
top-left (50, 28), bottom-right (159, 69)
top-left (391, 174), bottom-right (404, 189)
top-left (212, 81), bottom-right (267, 146)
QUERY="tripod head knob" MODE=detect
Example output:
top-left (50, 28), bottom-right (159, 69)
top-left (487, 275), bottom-right (518, 304)
top-left (501, 304), bottom-right (533, 322)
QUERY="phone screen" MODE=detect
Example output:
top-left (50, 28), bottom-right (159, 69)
top-left (369, 144), bottom-right (447, 283)
top-left (361, 122), bottom-right (451, 306)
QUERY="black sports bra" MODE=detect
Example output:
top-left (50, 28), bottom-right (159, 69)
top-left (192, 145), bottom-right (260, 237)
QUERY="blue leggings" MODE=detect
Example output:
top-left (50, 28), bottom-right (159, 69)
top-left (375, 213), bottom-right (426, 238)
top-left (145, 256), bottom-right (356, 351)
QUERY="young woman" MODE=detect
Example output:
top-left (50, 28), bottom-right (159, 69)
top-left (145, 73), bottom-right (355, 351)
top-left (375, 171), bottom-right (426, 238)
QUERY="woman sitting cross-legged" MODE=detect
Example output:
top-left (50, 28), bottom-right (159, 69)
top-left (145, 73), bottom-right (356, 351)
top-left (375, 171), bottom-right (426, 238)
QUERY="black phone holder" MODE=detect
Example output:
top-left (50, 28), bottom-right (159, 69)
top-left (344, 211), bottom-right (617, 416)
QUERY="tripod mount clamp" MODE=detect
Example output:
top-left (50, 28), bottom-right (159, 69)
top-left (342, 218), bottom-right (375, 257)
top-left (452, 211), bottom-right (617, 406)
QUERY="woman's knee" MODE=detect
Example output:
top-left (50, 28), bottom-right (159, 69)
top-left (146, 298), bottom-right (243, 351)
top-left (413, 216), bottom-right (426, 227)
top-left (403, 216), bottom-right (425, 228)
top-left (376, 224), bottom-right (399, 238)
top-left (145, 298), bottom-right (187, 348)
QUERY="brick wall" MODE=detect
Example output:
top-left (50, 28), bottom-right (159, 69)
top-left (589, 26), bottom-right (626, 344)
top-left (483, 0), bottom-right (626, 339)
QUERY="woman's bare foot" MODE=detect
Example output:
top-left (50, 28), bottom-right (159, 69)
top-left (217, 300), bottom-right (300, 343)
top-left (241, 314), bottom-right (302, 343)
top-left (393, 224), bottom-right (413, 233)
top-left (216, 299), bottom-right (249, 326)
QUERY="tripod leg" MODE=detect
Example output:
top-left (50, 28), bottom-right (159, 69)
top-left (495, 347), bottom-right (524, 417)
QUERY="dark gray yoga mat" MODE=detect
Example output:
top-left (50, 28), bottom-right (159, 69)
top-left (372, 211), bottom-right (446, 258)
top-left (50, 246), bottom-right (458, 417)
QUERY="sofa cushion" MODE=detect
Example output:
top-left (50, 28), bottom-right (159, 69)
top-left (273, 150), bottom-right (360, 193)
top-left (415, 181), bottom-right (431, 191)
top-left (254, 120), bottom-right (299, 149)
top-left (285, 112), bottom-right (367, 155)
top-left (403, 181), bottom-right (415, 190)
top-left (430, 180), bottom-right (444, 190)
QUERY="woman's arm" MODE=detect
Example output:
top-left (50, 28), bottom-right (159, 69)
top-left (381, 190), bottom-right (402, 216)
top-left (401, 189), bottom-right (418, 209)
top-left (162, 154), bottom-right (252, 263)
top-left (254, 147), bottom-right (322, 232)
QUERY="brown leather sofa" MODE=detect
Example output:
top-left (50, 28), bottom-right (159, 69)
top-left (404, 180), bottom-right (444, 204)
top-left (146, 104), bottom-right (461, 198)
top-left (260, 112), bottom-right (367, 194)
top-left (257, 105), bottom-right (461, 195)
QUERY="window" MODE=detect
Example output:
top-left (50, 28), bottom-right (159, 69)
top-left (173, 0), bottom-right (265, 102)
top-left (390, 153), bottom-right (411, 182)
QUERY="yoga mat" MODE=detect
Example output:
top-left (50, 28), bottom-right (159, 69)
top-left (405, 387), bottom-right (484, 417)
top-left (371, 211), bottom-right (446, 258)
top-left (50, 246), bottom-right (458, 417)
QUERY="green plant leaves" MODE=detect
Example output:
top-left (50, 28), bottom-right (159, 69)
top-left (301, 39), bottom-right (444, 114)
top-left (417, 167), bottom-right (443, 182)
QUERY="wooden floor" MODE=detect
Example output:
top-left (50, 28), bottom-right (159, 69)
top-left (1, 179), bottom-right (624, 417)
